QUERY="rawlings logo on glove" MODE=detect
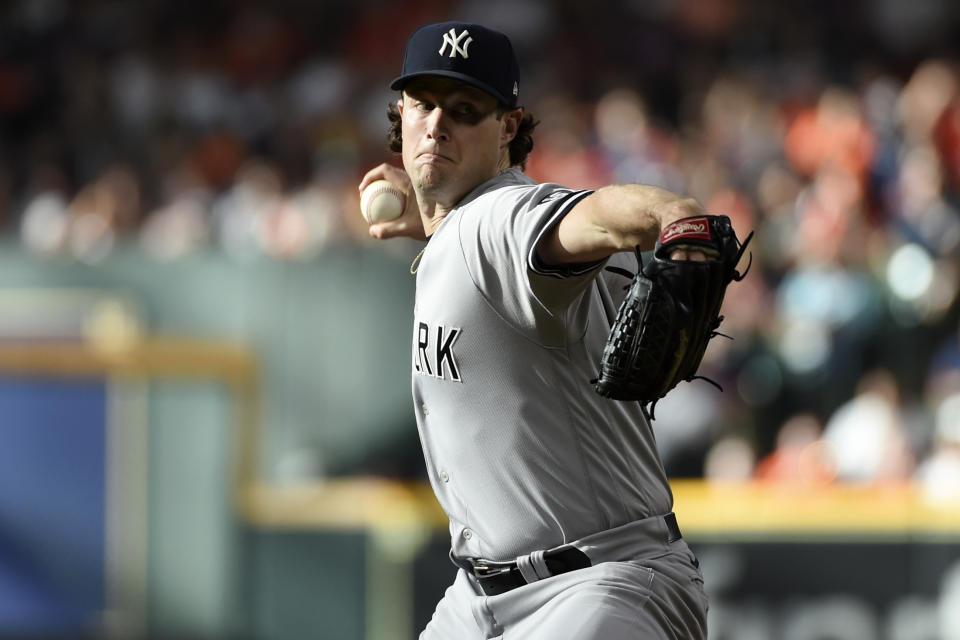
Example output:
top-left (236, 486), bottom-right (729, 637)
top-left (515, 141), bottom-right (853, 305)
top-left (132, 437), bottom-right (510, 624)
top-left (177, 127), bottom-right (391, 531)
top-left (593, 214), bottom-right (753, 415)
top-left (660, 217), bottom-right (711, 243)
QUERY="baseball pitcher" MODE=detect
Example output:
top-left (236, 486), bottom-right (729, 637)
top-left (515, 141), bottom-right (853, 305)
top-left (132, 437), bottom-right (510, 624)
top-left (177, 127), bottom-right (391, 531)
top-left (359, 21), bottom-right (751, 640)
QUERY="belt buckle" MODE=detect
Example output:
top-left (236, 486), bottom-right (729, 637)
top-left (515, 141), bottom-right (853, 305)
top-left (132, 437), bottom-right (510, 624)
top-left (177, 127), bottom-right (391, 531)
top-left (472, 559), bottom-right (513, 579)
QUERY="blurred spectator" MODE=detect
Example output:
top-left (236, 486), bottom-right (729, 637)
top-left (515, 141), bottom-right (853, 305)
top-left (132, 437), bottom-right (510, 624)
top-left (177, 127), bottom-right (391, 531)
top-left (593, 87), bottom-right (682, 189)
top-left (754, 413), bottom-right (835, 485)
top-left (651, 381), bottom-right (729, 476)
top-left (703, 435), bottom-right (756, 484)
top-left (211, 158), bottom-right (284, 260)
top-left (898, 60), bottom-right (958, 147)
top-left (784, 87), bottom-right (876, 185)
top-left (64, 165), bottom-right (142, 263)
top-left (526, 93), bottom-right (613, 189)
top-left (915, 368), bottom-right (960, 502)
top-left (139, 167), bottom-right (212, 262)
top-left (822, 369), bottom-right (915, 483)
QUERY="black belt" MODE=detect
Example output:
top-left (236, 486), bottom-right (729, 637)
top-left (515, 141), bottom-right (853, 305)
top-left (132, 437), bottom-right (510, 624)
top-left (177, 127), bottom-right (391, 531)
top-left (470, 513), bottom-right (682, 597)
top-left (471, 547), bottom-right (591, 596)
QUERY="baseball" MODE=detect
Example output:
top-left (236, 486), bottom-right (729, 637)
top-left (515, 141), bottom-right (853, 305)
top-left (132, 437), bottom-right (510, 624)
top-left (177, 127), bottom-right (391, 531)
top-left (360, 179), bottom-right (405, 223)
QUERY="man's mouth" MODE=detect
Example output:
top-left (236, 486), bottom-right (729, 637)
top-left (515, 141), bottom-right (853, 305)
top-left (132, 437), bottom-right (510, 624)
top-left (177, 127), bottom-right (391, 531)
top-left (419, 151), bottom-right (453, 163)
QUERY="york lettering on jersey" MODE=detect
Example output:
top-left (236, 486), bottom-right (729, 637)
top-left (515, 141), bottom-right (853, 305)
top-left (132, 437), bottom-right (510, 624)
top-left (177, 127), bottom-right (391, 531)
top-left (414, 321), bottom-right (462, 382)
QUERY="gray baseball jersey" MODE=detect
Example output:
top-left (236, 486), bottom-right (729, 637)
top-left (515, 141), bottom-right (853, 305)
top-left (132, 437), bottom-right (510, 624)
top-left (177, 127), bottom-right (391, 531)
top-left (411, 167), bottom-right (673, 563)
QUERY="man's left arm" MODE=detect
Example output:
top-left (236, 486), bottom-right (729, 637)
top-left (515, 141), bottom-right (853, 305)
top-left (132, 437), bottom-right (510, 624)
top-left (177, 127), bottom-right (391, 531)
top-left (536, 184), bottom-right (706, 265)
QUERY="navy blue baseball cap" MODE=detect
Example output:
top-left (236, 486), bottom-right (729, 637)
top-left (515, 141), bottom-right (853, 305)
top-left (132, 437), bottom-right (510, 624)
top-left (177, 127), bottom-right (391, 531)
top-left (390, 22), bottom-right (520, 108)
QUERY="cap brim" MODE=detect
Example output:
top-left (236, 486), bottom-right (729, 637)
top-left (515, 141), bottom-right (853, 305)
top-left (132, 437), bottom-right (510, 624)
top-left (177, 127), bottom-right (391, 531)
top-left (390, 71), bottom-right (516, 108)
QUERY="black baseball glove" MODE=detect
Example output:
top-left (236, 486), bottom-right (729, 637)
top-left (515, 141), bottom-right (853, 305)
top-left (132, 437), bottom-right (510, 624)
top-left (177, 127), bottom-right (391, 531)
top-left (593, 214), bottom-right (753, 411)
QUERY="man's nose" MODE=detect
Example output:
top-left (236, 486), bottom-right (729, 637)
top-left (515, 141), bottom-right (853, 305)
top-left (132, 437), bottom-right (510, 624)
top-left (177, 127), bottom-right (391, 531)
top-left (425, 108), bottom-right (450, 141)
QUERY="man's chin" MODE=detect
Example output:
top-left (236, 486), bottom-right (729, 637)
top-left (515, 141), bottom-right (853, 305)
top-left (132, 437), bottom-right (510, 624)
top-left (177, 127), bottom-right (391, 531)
top-left (415, 171), bottom-right (447, 196)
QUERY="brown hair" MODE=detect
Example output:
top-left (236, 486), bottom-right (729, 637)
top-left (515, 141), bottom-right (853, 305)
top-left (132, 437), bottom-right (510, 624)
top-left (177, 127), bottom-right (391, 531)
top-left (386, 102), bottom-right (538, 170)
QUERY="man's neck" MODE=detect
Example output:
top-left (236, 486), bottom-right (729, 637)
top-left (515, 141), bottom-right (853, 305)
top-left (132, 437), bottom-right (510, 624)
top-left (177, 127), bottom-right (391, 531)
top-left (419, 201), bottom-right (450, 237)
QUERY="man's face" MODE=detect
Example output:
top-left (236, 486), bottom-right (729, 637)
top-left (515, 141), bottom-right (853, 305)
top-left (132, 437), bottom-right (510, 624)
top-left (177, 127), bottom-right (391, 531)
top-left (399, 77), bottom-right (518, 208)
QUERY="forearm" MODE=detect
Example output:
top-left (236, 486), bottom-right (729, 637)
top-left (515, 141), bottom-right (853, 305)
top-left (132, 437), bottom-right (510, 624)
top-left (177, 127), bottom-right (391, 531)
top-left (539, 184), bottom-right (704, 265)
top-left (576, 184), bottom-right (703, 252)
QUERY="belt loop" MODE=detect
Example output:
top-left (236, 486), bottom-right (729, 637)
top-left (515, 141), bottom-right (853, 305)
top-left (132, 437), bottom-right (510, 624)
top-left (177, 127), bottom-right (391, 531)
top-left (664, 512), bottom-right (682, 543)
top-left (530, 550), bottom-right (551, 579)
top-left (515, 554), bottom-right (539, 584)
top-left (515, 549), bottom-right (552, 584)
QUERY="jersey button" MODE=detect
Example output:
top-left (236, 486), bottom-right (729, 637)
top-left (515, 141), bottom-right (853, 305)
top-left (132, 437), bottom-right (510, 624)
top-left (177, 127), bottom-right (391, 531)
top-left (439, 470), bottom-right (450, 483)
top-left (422, 403), bottom-right (430, 416)
top-left (462, 528), bottom-right (473, 540)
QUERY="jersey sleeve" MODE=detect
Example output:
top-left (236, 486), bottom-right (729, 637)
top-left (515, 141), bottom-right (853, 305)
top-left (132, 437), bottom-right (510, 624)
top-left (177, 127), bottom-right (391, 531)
top-left (457, 181), bottom-right (606, 344)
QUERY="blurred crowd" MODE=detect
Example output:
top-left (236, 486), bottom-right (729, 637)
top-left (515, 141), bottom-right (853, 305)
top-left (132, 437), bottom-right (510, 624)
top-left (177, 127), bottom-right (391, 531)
top-left (1, 0), bottom-right (959, 489)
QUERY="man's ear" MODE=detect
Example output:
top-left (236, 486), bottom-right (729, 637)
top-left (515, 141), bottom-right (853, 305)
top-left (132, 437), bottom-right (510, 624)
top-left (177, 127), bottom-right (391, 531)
top-left (501, 108), bottom-right (522, 147)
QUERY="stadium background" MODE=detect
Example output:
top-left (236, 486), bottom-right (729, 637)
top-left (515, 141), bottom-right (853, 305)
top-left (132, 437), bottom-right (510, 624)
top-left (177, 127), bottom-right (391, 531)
top-left (1, 0), bottom-right (960, 638)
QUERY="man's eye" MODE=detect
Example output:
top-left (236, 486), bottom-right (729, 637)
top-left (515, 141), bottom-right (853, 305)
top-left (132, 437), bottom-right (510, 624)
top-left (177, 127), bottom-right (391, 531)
top-left (455, 104), bottom-right (476, 116)
top-left (415, 102), bottom-right (434, 111)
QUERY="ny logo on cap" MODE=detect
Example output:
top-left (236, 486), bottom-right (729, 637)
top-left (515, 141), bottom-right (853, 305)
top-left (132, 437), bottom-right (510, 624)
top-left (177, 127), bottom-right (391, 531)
top-left (439, 28), bottom-right (473, 58)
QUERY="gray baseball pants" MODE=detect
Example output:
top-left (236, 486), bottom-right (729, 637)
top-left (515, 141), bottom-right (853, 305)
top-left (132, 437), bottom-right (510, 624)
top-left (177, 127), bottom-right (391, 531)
top-left (420, 515), bottom-right (708, 639)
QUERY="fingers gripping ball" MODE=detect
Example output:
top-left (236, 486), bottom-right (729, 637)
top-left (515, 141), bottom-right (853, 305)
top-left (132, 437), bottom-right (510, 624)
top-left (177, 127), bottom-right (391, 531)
top-left (361, 180), bottom-right (406, 224)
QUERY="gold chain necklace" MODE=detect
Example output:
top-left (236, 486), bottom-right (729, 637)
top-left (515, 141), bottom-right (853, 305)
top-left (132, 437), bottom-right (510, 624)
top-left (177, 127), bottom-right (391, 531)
top-left (410, 244), bottom-right (427, 275)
